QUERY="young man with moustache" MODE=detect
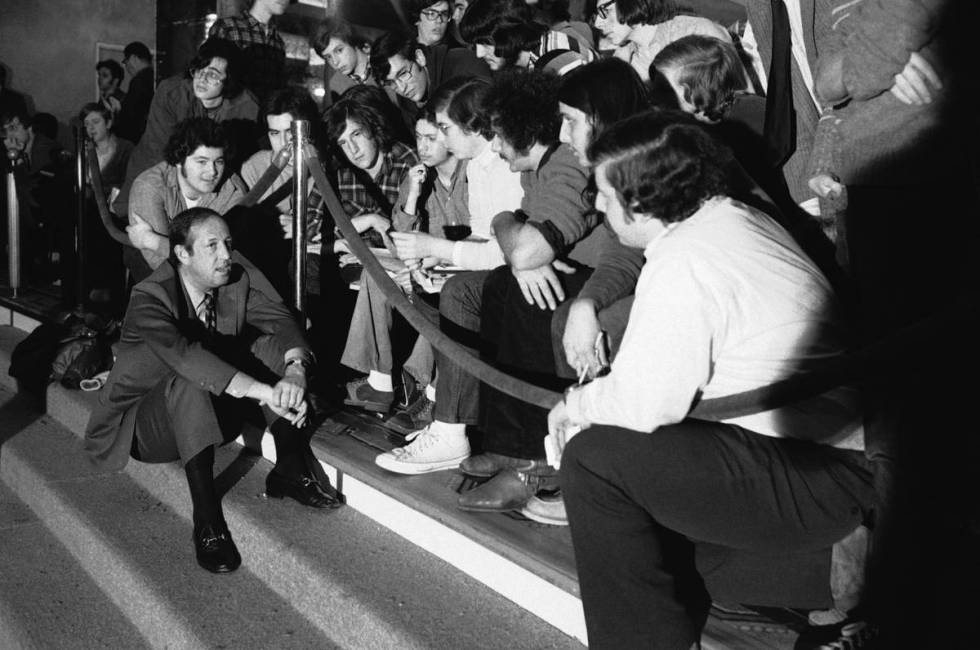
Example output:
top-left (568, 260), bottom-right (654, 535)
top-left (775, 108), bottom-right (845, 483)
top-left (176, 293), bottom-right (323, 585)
top-left (86, 207), bottom-right (340, 575)
top-left (126, 117), bottom-right (246, 282)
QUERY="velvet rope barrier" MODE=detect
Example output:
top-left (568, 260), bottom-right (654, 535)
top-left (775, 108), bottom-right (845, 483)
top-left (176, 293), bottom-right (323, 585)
top-left (85, 146), bottom-right (131, 247)
top-left (303, 145), bottom-right (974, 420)
top-left (238, 147), bottom-right (292, 209)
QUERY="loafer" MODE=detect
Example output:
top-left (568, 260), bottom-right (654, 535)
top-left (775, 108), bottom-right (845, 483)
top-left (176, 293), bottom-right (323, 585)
top-left (459, 452), bottom-right (551, 479)
top-left (457, 468), bottom-right (557, 512)
top-left (194, 522), bottom-right (241, 574)
top-left (265, 471), bottom-right (342, 509)
top-left (343, 377), bottom-right (394, 413)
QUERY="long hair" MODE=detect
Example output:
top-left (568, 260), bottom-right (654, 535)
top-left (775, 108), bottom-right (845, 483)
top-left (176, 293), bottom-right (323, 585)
top-left (186, 37), bottom-right (245, 99)
top-left (557, 57), bottom-right (650, 137)
top-left (428, 76), bottom-right (494, 139)
top-left (651, 35), bottom-right (747, 123)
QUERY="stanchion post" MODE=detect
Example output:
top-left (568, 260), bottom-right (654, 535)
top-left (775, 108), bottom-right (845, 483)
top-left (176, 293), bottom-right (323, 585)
top-left (290, 120), bottom-right (309, 314)
top-left (6, 150), bottom-right (21, 297)
top-left (74, 126), bottom-right (86, 312)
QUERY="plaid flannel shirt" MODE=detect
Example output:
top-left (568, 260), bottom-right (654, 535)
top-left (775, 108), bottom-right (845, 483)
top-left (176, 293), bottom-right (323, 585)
top-left (335, 141), bottom-right (418, 225)
top-left (209, 10), bottom-right (285, 99)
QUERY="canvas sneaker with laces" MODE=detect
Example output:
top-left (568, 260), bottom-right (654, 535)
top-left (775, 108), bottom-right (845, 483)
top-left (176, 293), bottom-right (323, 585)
top-left (384, 394), bottom-right (435, 435)
top-left (374, 425), bottom-right (470, 474)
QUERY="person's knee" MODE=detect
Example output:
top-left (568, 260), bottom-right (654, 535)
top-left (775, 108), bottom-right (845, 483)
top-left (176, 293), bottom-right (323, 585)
top-left (560, 427), bottom-right (609, 488)
top-left (439, 272), bottom-right (487, 327)
top-left (164, 374), bottom-right (214, 411)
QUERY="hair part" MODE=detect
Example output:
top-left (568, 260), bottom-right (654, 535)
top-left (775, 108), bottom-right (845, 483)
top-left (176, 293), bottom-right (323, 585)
top-left (325, 86), bottom-right (399, 152)
top-left (589, 109), bottom-right (731, 224)
top-left (164, 117), bottom-right (230, 166)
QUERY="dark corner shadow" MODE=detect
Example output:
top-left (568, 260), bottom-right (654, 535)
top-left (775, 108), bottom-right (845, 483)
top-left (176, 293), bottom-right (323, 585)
top-left (0, 390), bottom-right (47, 454)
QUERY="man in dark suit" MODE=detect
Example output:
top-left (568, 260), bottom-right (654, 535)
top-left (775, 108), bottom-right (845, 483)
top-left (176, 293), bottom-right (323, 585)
top-left (114, 42), bottom-right (155, 144)
top-left (85, 207), bottom-right (340, 574)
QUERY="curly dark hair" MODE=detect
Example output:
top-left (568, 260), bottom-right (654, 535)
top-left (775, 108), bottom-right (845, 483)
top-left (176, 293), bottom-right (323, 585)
top-left (588, 109), bottom-right (731, 224)
top-left (651, 35), bottom-right (746, 123)
top-left (96, 59), bottom-right (124, 83)
top-left (485, 68), bottom-right (560, 154)
top-left (164, 117), bottom-right (230, 166)
top-left (186, 37), bottom-right (245, 100)
top-left (324, 86), bottom-right (399, 153)
top-left (488, 20), bottom-right (548, 66)
top-left (427, 76), bottom-right (494, 139)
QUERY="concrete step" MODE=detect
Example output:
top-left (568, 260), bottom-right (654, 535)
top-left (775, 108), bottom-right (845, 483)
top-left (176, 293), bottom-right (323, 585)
top-left (0, 385), bottom-right (582, 648)
top-left (0, 474), bottom-right (146, 650)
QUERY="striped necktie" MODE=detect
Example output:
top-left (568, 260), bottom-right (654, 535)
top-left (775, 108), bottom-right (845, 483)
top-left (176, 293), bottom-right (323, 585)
top-left (201, 292), bottom-right (216, 333)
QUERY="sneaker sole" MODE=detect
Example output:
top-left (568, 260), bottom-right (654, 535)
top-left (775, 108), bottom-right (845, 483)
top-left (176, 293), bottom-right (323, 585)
top-left (374, 453), bottom-right (469, 475)
top-left (519, 506), bottom-right (569, 526)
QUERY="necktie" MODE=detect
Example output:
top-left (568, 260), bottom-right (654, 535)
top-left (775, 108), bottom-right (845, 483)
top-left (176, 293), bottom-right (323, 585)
top-left (202, 292), bottom-right (216, 333)
top-left (764, 0), bottom-right (796, 167)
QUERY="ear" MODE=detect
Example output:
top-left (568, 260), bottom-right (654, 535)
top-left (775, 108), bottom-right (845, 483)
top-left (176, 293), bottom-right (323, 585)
top-left (414, 48), bottom-right (427, 68)
top-left (174, 243), bottom-right (191, 264)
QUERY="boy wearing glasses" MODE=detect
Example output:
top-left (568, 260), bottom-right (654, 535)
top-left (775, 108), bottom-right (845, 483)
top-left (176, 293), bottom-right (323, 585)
top-left (408, 0), bottom-right (467, 49)
top-left (369, 30), bottom-right (490, 127)
top-left (114, 37), bottom-right (259, 218)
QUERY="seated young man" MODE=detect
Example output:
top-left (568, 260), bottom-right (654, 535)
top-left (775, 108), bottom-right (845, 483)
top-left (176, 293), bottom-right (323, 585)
top-left (311, 17), bottom-right (383, 106)
top-left (374, 69), bottom-right (595, 475)
top-left (126, 117), bottom-right (246, 283)
top-left (86, 208), bottom-right (340, 576)
top-left (547, 112), bottom-right (872, 649)
top-left (239, 86), bottom-right (322, 294)
top-left (346, 77), bottom-right (524, 433)
top-left (369, 30), bottom-right (490, 128)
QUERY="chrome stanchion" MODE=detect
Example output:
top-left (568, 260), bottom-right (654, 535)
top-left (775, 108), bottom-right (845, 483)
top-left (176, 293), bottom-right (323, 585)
top-left (6, 150), bottom-right (21, 298)
top-left (74, 126), bottom-right (86, 312)
top-left (290, 120), bottom-right (309, 314)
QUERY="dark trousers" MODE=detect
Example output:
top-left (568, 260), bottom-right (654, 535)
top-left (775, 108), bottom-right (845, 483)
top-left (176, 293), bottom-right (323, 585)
top-left (433, 270), bottom-right (491, 424)
top-left (561, 421), bottom-right (875, 649)
top-left (478, 265), bottom-right (592, 458)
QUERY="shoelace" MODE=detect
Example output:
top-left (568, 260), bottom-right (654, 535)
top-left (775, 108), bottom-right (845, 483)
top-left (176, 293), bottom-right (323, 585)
top-left (393, 427), bottom-right (439, 457)
top-left (404, 396), bottom-right (434, 418)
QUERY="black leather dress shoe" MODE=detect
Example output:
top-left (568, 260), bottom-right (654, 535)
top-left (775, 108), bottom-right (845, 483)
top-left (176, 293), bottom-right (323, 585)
top-left (265, 471), bottom-right (342, 509)
top-left (459, 452), bottom-right (551, 479)
top-left (194, 523), bottom-right (241, 574)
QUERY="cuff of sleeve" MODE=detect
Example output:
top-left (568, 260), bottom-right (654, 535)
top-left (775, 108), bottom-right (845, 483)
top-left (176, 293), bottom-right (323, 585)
top-left (226, 372), bottom-right (256, 399)
top-left (284, 347), bottom-right (314, 368)
top-left (451, 241), bottom-right (465, 268)
top-left (525, 219), bottom-right (566, 257)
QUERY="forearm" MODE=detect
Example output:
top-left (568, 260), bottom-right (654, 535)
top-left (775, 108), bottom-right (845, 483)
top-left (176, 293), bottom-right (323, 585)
top-left (451, 239), bottom-right (506, 270)
top-left (492, 211), bottom-right (555, 269)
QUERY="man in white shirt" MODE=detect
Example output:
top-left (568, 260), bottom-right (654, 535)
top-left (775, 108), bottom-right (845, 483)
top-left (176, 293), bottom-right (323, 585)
top-left (547, 112), bottom-right (874, 649)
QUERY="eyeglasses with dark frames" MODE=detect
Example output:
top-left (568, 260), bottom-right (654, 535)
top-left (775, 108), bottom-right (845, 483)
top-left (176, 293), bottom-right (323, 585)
top-left (421, 8), bottom-right (451, 23)
top-left (596, 0), bottom-right (616, 20)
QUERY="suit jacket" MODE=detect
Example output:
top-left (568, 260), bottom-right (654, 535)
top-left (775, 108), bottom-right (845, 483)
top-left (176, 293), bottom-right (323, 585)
top-left (115, 67), bottom-right (155, 144)
top-left (736, 0), bottom-right (832, 204)
top-left (84, 252), bottom-right (308, 470)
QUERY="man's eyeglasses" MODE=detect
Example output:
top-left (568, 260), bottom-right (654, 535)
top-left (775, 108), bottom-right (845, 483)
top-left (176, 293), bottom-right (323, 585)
top-left (596, 0), bottom-right (615, 20)
top-left (421, 8), bottom-right (451, 23)
top-left (194, 67), bottom-right (227, 85)
top-left (384, 63), bottom-right (415, 89)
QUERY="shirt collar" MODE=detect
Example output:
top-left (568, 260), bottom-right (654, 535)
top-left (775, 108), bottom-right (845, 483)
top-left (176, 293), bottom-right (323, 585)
top-left (642, 195), bottom-right (728, 261)
top-left (178, 268), bottom-right (210, 318)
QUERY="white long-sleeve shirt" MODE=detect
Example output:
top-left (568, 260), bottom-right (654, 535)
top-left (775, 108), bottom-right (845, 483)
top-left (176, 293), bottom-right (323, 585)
top-left (564, 197), bottom-right (863, 450)
top-left (451, 141), bottom-right (524, 269)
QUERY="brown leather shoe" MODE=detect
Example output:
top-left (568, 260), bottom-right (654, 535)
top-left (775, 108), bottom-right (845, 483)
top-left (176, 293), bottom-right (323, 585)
top-left (459, 452), bottom-right (551, 479)
top-left (457, 468), bottom-right (558, 512)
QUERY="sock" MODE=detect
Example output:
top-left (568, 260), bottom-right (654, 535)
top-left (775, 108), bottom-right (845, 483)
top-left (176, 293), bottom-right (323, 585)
top-left (425, 383), bottom-right (436, 401)
top-left (184, 446), bottom-right (222, 528)
top-left (428, 420), bottom-right (466, 440)
top-left (367, 370), bottom-right (393, 393)
top-left (270, 417), bottom-right (311, 477)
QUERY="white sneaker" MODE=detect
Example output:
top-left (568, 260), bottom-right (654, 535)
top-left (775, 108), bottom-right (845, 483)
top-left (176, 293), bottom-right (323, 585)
top-left (374, 426), bottom-right (470, 474)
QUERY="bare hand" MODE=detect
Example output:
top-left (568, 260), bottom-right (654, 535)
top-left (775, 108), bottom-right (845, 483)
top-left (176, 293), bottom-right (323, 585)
top-left (512, 262), bottom-right (573, 310)
top-left (391, 231), bottom-right (439, 261)
top-left (408, 163), bottom-right (427, 190)
top-left (266, 398), bottom-right (309, 428)
top-left (350, 213), bottom-right (391, 236)
top-left (808, 173), bottom-right (844, 199)
top-left (562, 299), bottom-right (607, 379)
top-left (279, 212), bottom-right (294, 239)
top-left (544, 400), bottom-right (583, 469)
top-left (890, 52), bottom-right (941, 105)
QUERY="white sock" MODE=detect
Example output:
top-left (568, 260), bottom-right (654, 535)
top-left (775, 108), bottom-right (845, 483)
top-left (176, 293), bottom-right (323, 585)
top-left (367, 370), bottom-right (393, 393)
top-left (425, 383), bottom-right (436, 401)
top-left (428, 420), bottom-right (466, 440)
